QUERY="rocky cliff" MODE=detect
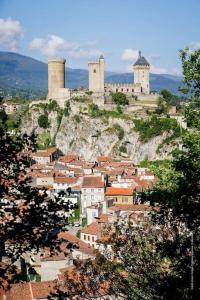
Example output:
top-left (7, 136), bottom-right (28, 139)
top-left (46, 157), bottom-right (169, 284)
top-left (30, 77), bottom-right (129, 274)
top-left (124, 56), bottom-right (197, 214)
top-left (21, 102), bottom-right (176, 164)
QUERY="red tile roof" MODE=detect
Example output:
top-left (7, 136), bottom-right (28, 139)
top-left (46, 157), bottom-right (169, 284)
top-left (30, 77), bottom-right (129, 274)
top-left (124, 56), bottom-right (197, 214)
top-left (81, 221), bottom-right (99, 236)
top-left (3, 281), bottom-right (56, 300)
top-left (109, 204), bottom-right (152, 212)
top-left (32, 147), bottom-right (57, 158)
top-left (54, 177), bottom-right (78, 184)
top-left (58, 231), bottom-right (95, 256)
top-left (82, 176), bottom-right (104, 188)
top-left (106, 187), bottom-right (133, 196)
top-left (97, 155), bottom-right (112, 162)
top-left (59, 154), bottom-right (79, 163)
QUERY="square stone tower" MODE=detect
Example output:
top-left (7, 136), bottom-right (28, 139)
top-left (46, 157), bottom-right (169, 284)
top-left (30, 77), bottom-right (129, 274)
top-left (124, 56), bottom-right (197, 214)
top-left (88, 55), bottom-right (104, 93)
top-left (133, 51), bottom-right (150, 94)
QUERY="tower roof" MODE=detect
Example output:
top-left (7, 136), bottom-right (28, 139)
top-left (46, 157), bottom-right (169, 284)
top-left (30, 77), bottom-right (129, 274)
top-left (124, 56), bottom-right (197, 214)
top-left (134, 51), bottom-right (150, 66)
top-left (99, 54), bottom-right (104, 59)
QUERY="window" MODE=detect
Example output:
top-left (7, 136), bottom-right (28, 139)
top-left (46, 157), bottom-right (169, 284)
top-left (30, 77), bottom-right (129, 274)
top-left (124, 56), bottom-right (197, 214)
top-left (121, 88), bottom-right (123, 92)
top-left (93, 69), bottom-right (96, 73)
top-left (91, 195), bottom-right (94, 200)
top-left (91, 188), bottom-right (94, 192)
top-left (88, 236), bottom-right (90, 241)
top-left (127, 89), bottom-right (129, 92)
top-left (92, 236), bottom-right (95, 242)
top-left (116, 88), bottom-right (118, 92)
top-left (84, 235), bottom-right (86, 240)
top-left (132, 89), bottom-right (134, 92)
top-left (98, 188), bottom-right (101, 192)
top-left (122, 197), bottom-right (128, 203)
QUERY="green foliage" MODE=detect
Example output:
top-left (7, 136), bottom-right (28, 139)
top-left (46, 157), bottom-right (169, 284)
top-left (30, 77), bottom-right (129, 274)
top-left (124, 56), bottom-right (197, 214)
top-left (37, 131), bottom-right (52, 150)
top-left (180, 48), bottom-right (200, 96)
top-left (134, 115), bottom-right (181, 142)
top-left (63, 101), bottom-right (71, 117)
top-left (81, 218), bottom-right (87, 227)
top-left (113, 123), bottom-right (124, 140)
top-left (86, 91), bottom-right (93, 95)
top-left (73, 114), bottom-right (81, 123)
top-left (38, 114), bottom-right (50, 129)
top-left (119, 144), bottom-right (127, 153)
top-left (0, 110), bottom-right (8, 129)
top-left (72, 96), bottom-right (89, 103)
top-left (111, 92), bottom-right (129, 106)
top-left (88, 103), bottom-right (102, 118)
top-left (56, 110), bottom-right (63, 128)
top-left (47, 100), bottom-right (59, 112)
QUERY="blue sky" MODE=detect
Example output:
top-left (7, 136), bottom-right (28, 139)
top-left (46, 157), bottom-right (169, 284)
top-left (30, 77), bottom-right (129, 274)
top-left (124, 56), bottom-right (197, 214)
top-left (0, 0), bottom-right (199, 74)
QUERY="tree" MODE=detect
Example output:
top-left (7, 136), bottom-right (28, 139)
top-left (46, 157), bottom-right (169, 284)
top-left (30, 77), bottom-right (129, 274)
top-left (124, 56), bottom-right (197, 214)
top-left (38, 114), bottom-right (49, 129)
top-left (0, 129), bottom-right (73, 288)
top-left (111, 92), bottom-right (129, 106)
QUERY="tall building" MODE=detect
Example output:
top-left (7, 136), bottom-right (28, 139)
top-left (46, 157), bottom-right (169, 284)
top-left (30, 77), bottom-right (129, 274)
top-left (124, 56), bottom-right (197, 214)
top-left (88, 55), bottom-right (105, 93)
top-left (133, 51), bottom-right (150, 94)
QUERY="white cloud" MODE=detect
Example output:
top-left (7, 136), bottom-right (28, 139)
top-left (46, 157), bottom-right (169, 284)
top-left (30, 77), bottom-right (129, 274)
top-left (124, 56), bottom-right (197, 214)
top-left (189, 41), bottom-right (200, 51)
top-left (29, 34), bottom-right (101, 58)
top-left (150, 65), bottom-right (167, 74)
top-left (121, 48), bottom-right (139, 61)
top-left (0, 18), bottom-right (24, 51)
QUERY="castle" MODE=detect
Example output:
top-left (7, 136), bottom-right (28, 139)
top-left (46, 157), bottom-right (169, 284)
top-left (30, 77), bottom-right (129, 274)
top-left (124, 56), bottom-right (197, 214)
top-left (46, 51), bottom-right (158, 107)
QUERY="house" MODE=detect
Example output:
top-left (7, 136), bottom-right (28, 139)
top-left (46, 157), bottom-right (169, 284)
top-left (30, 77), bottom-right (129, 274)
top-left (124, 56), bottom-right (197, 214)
top-left (80, 214), bottom-right (110, 249)
top-left (31, 147), bottom-right (59, 164)
top-left (81, 176), bottom-right (105, 215)
top-left (86, 203), bottom-right (103, 225)
top-left (53, 176), bottom-right (79, 192)
top-left (31, 171), bottom-right (54, 187)
top-left (105, 187), bottom-right (134, 204)
top-left (41, 231), bottom-right (95, 281)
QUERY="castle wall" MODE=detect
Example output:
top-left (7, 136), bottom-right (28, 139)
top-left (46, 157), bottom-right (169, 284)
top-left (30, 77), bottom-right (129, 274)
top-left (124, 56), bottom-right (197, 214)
top-left (105, 83), bottom-right (142, 95)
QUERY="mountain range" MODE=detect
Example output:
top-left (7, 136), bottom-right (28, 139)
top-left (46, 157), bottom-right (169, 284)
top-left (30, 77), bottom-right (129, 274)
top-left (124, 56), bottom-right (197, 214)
top-left (0, 51), bottom-right (183, 96)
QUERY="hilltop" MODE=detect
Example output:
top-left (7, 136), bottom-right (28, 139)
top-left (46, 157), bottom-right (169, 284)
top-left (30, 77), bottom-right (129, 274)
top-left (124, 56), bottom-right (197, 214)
top-left (0, 52), bottom-right (182, 95)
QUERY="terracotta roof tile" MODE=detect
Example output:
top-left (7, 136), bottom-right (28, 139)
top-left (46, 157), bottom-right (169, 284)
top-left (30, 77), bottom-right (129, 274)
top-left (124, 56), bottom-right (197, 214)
top-left (81, 221), bottom-right (99, 236)
top-left (109, 204), bottom-right (152, 212)
top-left (54, 177), bottom-right (78, 184)
top-left (97, 155), bottom-right (112, 162)
top-left (82, 176), bottom-right (104, 188)
top-left (106, 187), bottom-right (133, 196)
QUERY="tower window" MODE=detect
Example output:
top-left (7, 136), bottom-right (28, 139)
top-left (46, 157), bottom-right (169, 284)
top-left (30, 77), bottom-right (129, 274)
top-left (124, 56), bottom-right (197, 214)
top-left (93, 69), bottom-right (96, 73)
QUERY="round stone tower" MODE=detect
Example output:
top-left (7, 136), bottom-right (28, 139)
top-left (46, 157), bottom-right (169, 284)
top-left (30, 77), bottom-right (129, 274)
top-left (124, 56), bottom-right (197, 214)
top-left (48, 58), bottom-right (66, 99)
top-left (133, 51), bottom-right (150, 94)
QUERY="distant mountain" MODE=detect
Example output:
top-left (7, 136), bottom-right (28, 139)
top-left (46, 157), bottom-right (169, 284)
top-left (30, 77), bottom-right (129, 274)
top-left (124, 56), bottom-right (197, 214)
top-left (0, 51), bottom-right (183, 96)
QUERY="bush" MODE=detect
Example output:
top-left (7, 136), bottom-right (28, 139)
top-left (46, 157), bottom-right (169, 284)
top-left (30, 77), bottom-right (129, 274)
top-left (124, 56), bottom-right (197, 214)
top-left (113, 123), bottom-right (124, 140)
top-left (88, 104), bottom-right (102, 118)
top-left (73, 115), bottom-right (81, 123)
top-left (111, 92), bottom-right (129, 106)
top-left (133, 115), bottom-right (181, 142)
top-left (119, 145), bottom-right (127, 153)
top-left (38, 114), bottom-right (49, 129)
top-left (47, 100), bottom-right (59, 112)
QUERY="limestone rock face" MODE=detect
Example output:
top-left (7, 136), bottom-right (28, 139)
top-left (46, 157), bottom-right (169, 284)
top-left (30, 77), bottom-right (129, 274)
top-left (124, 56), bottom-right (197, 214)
top-left (21, 108), bottom-right (174, 164)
